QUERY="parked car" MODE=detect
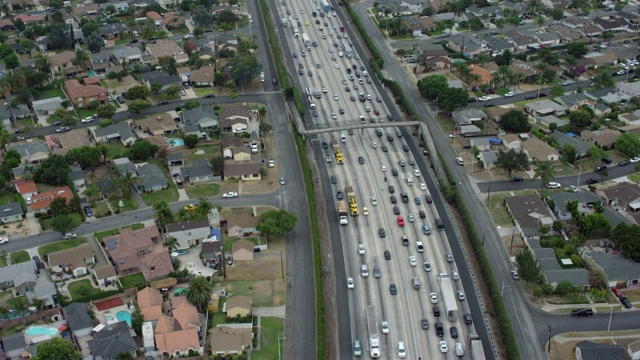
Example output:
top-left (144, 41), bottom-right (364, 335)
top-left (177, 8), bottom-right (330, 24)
top-left (63, 232), bottom-right (77, 239)
top-left (511, 176), bottom-right (523, 182)
top-left (620, 296), bottom-right (632, 308)
top-left (586, 178), bottom-right (599, 185)
top-left (83, 206), bottom-right (93, 217)
top-left (571, 309), bottom-right (594, 317)
top-left (612, 288), bottom-right (623, 297)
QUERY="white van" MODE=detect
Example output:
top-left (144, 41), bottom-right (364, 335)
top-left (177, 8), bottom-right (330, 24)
top-left (398, 342), bottom-right (406, 358)
top-left (406, 177), bottom-right (413, 186)
top-left (260, 72), bottom-right (265, 82)
top-left (341, 133), bottom-right (347, 143)
top-left (361, 264), bottom-right (369, 278)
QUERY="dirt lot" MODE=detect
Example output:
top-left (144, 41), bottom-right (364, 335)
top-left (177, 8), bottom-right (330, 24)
top-left (103, 75), bottom-right (138, 96)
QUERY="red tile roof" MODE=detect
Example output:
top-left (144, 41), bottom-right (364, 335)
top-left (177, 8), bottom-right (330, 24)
top-left (64, 79), bottom-right (107, 101)
top-left (14, 179), bottom-right (37, 195)
top-left (13, 14), bottom-right (44, 23)
top-left (30, 186), bottom-right (73, 211)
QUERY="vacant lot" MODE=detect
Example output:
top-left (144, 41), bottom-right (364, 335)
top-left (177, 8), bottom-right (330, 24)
top-left (222, 279), bottom-right (285, 307)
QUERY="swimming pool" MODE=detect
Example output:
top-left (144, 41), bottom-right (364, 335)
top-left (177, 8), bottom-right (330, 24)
top-left (116, 310), bottom-right (132, 326)
top-left (26, 326), bottom-right (58, 336)
top-left (174, 287), bottom-right (187, 296)
top-left (167, 138), bottom-right (185, 147)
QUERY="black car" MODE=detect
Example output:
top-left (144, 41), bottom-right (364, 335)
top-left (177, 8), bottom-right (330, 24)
top-left (450, 327), bottom-right (458, 338)
top-left (384, 250), bottom-right (391, 260)
top-left (391, 168), bottom-right (398, 176)
top-left (421, 319), bottom-right (429, 330)
top-left (388, 185), bottom-right (395, 193)
top-left (312, 110), bottom-right (318, 117)
top-left (619, 160), bottom-right (631, 166)
top-left (358, 156), bottom-right (364, 164)
top-left (272, 78), bottom-right (278, 84)
top-left (389, 283), bottom-right (397, 295)
top-left (602, 157), bottom-right (613, 164)
top-left (378, 227), bottom-right (386, 238)
top-left (322, 141), bottom-right (328, 149)
top-left (203, 94), bottom-right (215, 98)
top-left (425, 195), bottom-right (433, 203)
top-left (483, 102), bottom-right (495, 108)
top-left (390, 195), bottom-right (397, 204)
top-left (393, 206), bottom-right (400, 215)
top-left (586, 178), bottom-right (599, 185)
top-left (538, 93), bottom-right (547, 98)
top-left (571, 308), bottom-right (594, 317)
top-left (419, 210), bottom-right (426, 219)
top-left (595, 165), bottom-right (608, 172)
top-left (387, 135), bottom-right (393, 142)
top-left (402, 144), bottom-right (409, 152)
top-left (381, 145), bottom-right (388, 152)
top-left (158, 100), bottom-right (169, 105)
top-left (84, 206), bottom-right (93, 217)
top-left (51, 121), bottom-right (62, 126)
top-left (511, 176), bottom-right (524, 182)
top-left (468, 97), bottom-right (477, 103)
top-left (433, 306), bottom-right (441, 317)
top-left (463, 313), bottom-right (472, 324)
top-left (525, 95), bottom-right (536, 100)
top-left (337, 191), bottom-right (344, 199)
top-left (620, 296), bottom-right (632, 308)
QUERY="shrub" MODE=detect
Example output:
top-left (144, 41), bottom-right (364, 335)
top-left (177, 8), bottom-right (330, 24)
top-left (533, 287), bottom-right (543, 297)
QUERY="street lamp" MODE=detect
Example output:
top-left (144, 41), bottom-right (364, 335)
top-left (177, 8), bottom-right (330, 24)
top-left (576, 164), bottom-right (581, 188)
top-left (536, 72), bottom-right (543, 98)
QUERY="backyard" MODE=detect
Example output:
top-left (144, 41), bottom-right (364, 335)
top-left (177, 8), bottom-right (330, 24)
top-left (67, 279), bottom-right (101, 300)
top-left (38, 237), bottom-right (87, 258)
top-left (251, 317), bottom-right (285, 360)
top-left (38, 87), bottom-right (65, 100)
top-left (185, 143), bottom-right (219, 163)
top-left (0, 192), bottom-right (20, 205)
top-left (120, 273), bottom-right (146, 290)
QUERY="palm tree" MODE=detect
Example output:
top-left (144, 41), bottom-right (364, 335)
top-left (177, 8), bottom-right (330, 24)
top-left (0, 305), bottom-right (8, 326)
top-left (118, 171), bottom-right (139, 199)
top-left (185, 275), bottom-right (213, 310)
top-left (72, 49), bottom-right (90, 70)
top-left (0, 124), bottom-right (11, 150)
top-left (8, 297), bottom-right (28, 324)
top-left (163, 236), bottom-right (179, 252)
top-left (153, 201), bottom-right (174, 228)
top-left (196, 196), bottom-right (213, 219)
top-left (534, 161), bottom-right (556, 192)
top-left (30, 298), bottom-right (45, 320)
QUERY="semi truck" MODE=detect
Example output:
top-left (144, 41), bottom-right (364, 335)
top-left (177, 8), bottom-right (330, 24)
top-left (331, 140), bottom-right (344, 164)
top-left (469, 333), bottom-right (486, 360)
top-left (281, 18), bottom-right (288, 26)
top-left (366, 305), bottom-right (380, 358)
top-left (345, 185), bottom-right (358, 216)
top-left (302, 33), bottom-right (311, 46)
top-left (438, 273), bottom-right (458, 322)
top-left (337, 201), bottom-right (348, 225)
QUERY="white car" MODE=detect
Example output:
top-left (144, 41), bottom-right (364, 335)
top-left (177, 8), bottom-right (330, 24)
top-left (457, 290), bottom-right (465, 301)
top-left (381, 321), bottom-right (390, 334)
top-left (334, 94), bottom-right (339, 100)
top-left (452, 270), bottom-right (460, 280)
top-left (223, 192), bottom-right (238, 198)
top-left (371, 141), bottom-right (378, 148)
top-left (407, 214), bottom-right (415, 223)
top-left (439, 341), bottom-right (448, 353)
top-left (334, 63), bottom-right (340, 69)
top-left (416, 241), bottom-right (424, 252)
top-left (63, 232), bottom-right (77, 239)
top-left (380, 165), bottom-right (387, 172)
top-left (268, 159), bottom-right (275, 168)
top-left (0, 237), bottom-right (9, 244)
top-left (430, 292), bottom-right (438, 304)
top-left (81, 116), bottom-right (94, 123)
top-left (322, 87), bottom-right (327, 93)
top-left (346, 277), bottom-right (355, 289)
top-left (413, 169), bottom-right (421, 177)
top-left (419, 182), bottom-right (427, 191)
top-left (630, 157), bottom-right (640, 163)
top-left (547, 182), bottom-right (561, 189)
top-left (455, 343), bottom-right (464, 356)
top-left (358, 244), bottom-right (365, 255)
top-left (409, 256), bottom-right (417, 267)
top-left (504, 91), bottom-right (515, 97)
top-left (371, 197), bottom-right (378, 206)
top-left (478, 96), bottom-right (491, 102)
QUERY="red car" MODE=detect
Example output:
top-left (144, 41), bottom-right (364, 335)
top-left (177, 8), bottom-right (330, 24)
top-left (524, 165), bottom-right (531, 171)
top-left (299, 63), bottom-right (304, 69)
top-left (612, 288), bottom-right (623, 297)
top-left (397, 217), bottom-right (405, 227)
top-left (374, 109), bottom-right (380, 115)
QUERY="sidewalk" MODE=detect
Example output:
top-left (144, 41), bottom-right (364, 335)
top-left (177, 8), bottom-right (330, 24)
top-left (252, 305), bottom-right (286, 319)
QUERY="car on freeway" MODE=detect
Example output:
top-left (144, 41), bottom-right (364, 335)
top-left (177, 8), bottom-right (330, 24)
top-left (362, 206), bottom-right (369, 216)
top-left (446, 253), bottom-right (454, 263)
top-left (373, 264), bottom-right (381, 278)
top-left (419, 182), bottom-right (427, 191)
top-left (423, 262), bottom-right (431, 272)
top-left (222, 192), bottom-right (238, 198)
top-left (416, 241), bottom-right (424, 252)
top-left (346, 277), bottom-right (354, 289)
top-left (371, 196), bottom-right (378, 206)
top-left (378, 227), bottom-right (386, 238)
top-left (397, 217), bottom-right (405, 227)
top-left (452, 270), bottom-right (460, 280)
top-left (407, 214), bottom-right (415, 223)
top-left (353, 340), bottom-right (362, 357)
top-left (390, 195), bottom-right (397, 204)
top-left (63, 232), bottom-right (77, 239)
top-left (547, 182), bottom-right (561, 189)
top-left (422, 225), bottom-right (431, 235)
top-left (439, 341), bottom-right (448, 353)
top-left (409, 256), bottom-right (417, 267)
top-left (381, 321), bottom-right (390, 334)
top-left (337, 191), bottom-right (344, 199)
top-left (457, 291), bottom-right (465, 301)
top-left (421, 319), bottom-right (429, 330)
top-left (384, 250), bottom-right (391, 260)
top-left (326, 155), bottom-right (332, 163)
top-left (450, 327), bottom-right (459, 338)
top-left (357, 244), bottom-right (366, 255)
top-left (415, 197), bottom-right (421, 205)
top-left (463, 313), bottom-right (472, 324)
top-left (430, 292), bottom-right (438, 303)
top-left (389, 283), bottom-right (397, 295)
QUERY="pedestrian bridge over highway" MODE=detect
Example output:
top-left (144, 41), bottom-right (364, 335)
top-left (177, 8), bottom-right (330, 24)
top-left (296, 120), bottom-right (420, 135)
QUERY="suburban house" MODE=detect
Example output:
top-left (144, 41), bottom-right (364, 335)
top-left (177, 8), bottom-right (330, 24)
top-left (189, 65), bottom-right (215, 87)
top-left (92, 122), bottom-right (137, 145)
top-left (201, 240), bottom-right (222, 262)
top-left (179, 105), bottom-right (219, 131)
top-left (210, 325), bottom-right (253, 356)
top-left (221, 118), bottom-right (249, 134)
top-left (223, 163), bottom-right (262, 181)
top-left (136, 114), bottom-right (179, 136)
top-left (103, 226), bottom-right (173, 282)
top-left (220, 105), bottom-right (252, 124)
top-left (172, 298), bottom-right (201, 331)
top-left (68, 165), bottom-right (86, 189)
top-left (29, 282), bottom-right (57, 308)
top-left (141, 71), bottom-right (181, 90)
top-left (470, 138), bottom-right (491, 152)
top-left (479, 150), bottom-right (498, 170)
top-left (225, 295), bottom-right (251, 318)
top-left (502, 134), bottom-right (522, 150)
top-left (227, 212), bottom-right (260, 238)
top-left (575, 341), bottom-right (625, 360)
top-left (221, 137), bottom-right (244, 158)
top-left (145, 40), bottom-right (188, 64)
top-left (232, 239), bottom-right (254, 261)
top-left (555, 93), bottom-right (593, 111)
top-left (165, 220), bottom-right (210, 249)
top-left (180, 160), bottom-right (214, 184)
top-left (14, 179), bottom-right (37, 202)
top-left (137, 287), bottom-right (164, 322)
top-left (110, 46), bottom-right (143, 64)
top-left (521, 137), bottom-right (560, 162)
top-left (48, 244), bottom-right (95, 278)
top-left (547, 192), bottom-right (600, 221)
top-left (166, 152), bottom-right (185, 167)
top-left (154, 298), bottom-right (202, 357)
top-left (232, 147), bottom-right (251, 162)
top-left (2, 333), bottom-right (26, 359)
top-left (529, 238), bottom-right (591, 290)
top-left (581, 128), bottom-right (621, 149)
top-left (30, 186), bottom-right (74, 214)
top-left (136, 164), bottom-right (169, 193)
top-left (64, 79), bottom-right (108, 108)
top-left (0, 262), bottom-right (37, 295)
top-left (452, 109), bottom-right (487, 127)
top-left (48, 50), bottom-right (77, 78)
top-left (524, 100), bottom-right (568, 117)
top-left (99, 23), bottom-right (129, 39)
top-left (0, 103), bottom-right (31, 125)
top-left (50, 129), bottom-right (94, 156)
top-left (0, 202), bottom-right (23, 224)
top-left (88, 321), bottom-right (138, 360)
top-left (32, 97), bottom-right (64, 116)
top-left (63, 303), bottom-right (94, 337)
top-left (93, 264), bottom-right (118, 289)
top-left (504, 195), bottom-right (554, 239)
top-left (598, 182), bottom-right (640, 211)
top-left (6, 140), bottom-right (50, 164)
top-left (583, 249), bottom-right (640, 289)
top-left (549, 132), bottom-right (592, 158)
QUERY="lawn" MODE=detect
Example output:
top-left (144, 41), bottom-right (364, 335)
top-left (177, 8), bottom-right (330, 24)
top-left (252, 317), bottom-right (285, 360)
top-left (628, 173), bottom-right (640, 184)
top-left (10, 250), bottom-right (30, 264)
top-left (38, 237), bottom-right (87, 258)
top-left (120, 273), bottom-right (147, 289)
top-left (40, 212), bottom-right (82, 231)
top-left (0, 255), bottom-right (6, 267)
top-left (193, 87), bottom-right (217, 97)
top-left (185, 183), bottom-right (220, 199)
top-left (140, 178), bottom-right (179, 207)
top-left (0, 192), bottom-right (17, 205)
top-left (223, 237), bottom-right (258, 252)
top-left (68, 279), bottom-right (101, 300)
top-left (77, 109), bottom-right (97, 119)
top-left (92, 201), bottom-right (110, 219)
top-left (110, 197), bottom-right (139, 213)
top-left (186, 144), bottom-right (219, 163)
top-left (95, 223), bottom-right (144, 242)
top-left (107, 143), bottom-right (128, 160)
top-left (38, 87), bottom-right (65, 99)
top-left (487, 193), bottom-right (512, 227)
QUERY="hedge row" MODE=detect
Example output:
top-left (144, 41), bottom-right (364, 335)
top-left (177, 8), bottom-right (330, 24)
top-left (73, 289), bottom-right (122, 304)
top-left (258, 0), bottom-right (323, 357)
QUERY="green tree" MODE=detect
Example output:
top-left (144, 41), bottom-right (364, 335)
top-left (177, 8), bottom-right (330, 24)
top-left (34, 53), bottom-right (51, 73)
top-left (494, 148), bottom-right (529, 178)
top-left (209, 155), bottom-right (224, 176)
top-left (217, 9), bottom-right (236, 25)
top-left (72, 49), bottom-right (90, 69)
top-left (86, 32), bottom-right (104, 53)
top-left (192, 6), bottom-right (214, 27)
top-left (569, 110), bottom-right (592, 128)
top-left (550, 85), bottom-right (564, 97)
top-left (51, 214), bottom-right (75, 235)
top-left (49, 197), bottom-right (69, 215)
top-left (534, 161), bottom-right (556, 192)
top-left (417, 75), bottom-right (448, 101)
top-left (65, 146), bottom-right (102, 169)
top-left (611, 223), bottom-right (640, 261)
top-left (577, 213), bottom-right (609, 236)
top-left (515, 248), bottom-right (542, 283)
top-left (183, 134), bottom-right (199, 148)
top-left (128, 140), bottom-right (158, 161)
top-left (185, 275), bottom-right (213, 309)
top-left (117, 170), bottom-right (139, 198)
top-left (154, 201), bottom-right (174, 227)
top-left (13, 18), bottom-right (25, 32)
top-left (115, 352), bottom-right (135, 360)
top-left (193, 27), bottom-right (204, 37)
top-left (8, 297), bottom-right (28, 324)
top-left (560, 143), bottom-right (577, 164)
top-left (554, 281), bottom-right (577, 295)
top-left (4, 54), bottom-right (18, 69)
top-left (196, 196), bottom-right (213, 219)
top-left (550, 8), bottom-right (564, 20)
top-left (150, 83), bottom-right (163, 94)
top-left (437, 87), bottom-right (468, 113)
top-left (130, 307), bottom-right (144, 334)
top-left (125, 84), bottom-right (151, 100)
top-left (19, 39), bottom-right (37, 59)
top-left (128, 99), bottom-right (151, 114)
top-left (96, 103), bottom-right (116, 119)
top-left (549, 122), bottom-right (558, 132)
top-left (163, 236), bottom-right (179, 251)
top-left (33, 337), bottom-right (81, 360)
top-left (228, 55), bottom-right (262, 86)
top-left (567, 42), bottom-right (588, 58)
top-left (163, 84), bottom-right (180, 97)
top-left (256, 209), bottom-right (298, 238)
top-left (34, 154), bottom-right (70, 186)
top-left (500, 109), bottom-right (531, 132)
top-left (615, 132), bottom-right (640, 157)
top-left (182, 99), bottom-right (200, 110)
top-left (592, 70), bottom-right (615, 89)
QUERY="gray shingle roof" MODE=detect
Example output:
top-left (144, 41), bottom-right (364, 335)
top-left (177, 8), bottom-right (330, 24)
top-left (549, 132), bottom-right (592, 155)
top-left (588, 251), bottom-right (640, 282)
top-left (0, 262), bottom-right (35, 285)
top-left (64, 303), bottom-right (93, 331)
top-left (0, 202), bottom-right (23, 218)
top-left (544, 268), bottom-right (590, 287)
top-left (88, 321), bottom-right (137, 359)
top-left (7, 140), bottom-right (49, 159)
top-left (136, 164), bottom-right (167, 189)
top-left (141, 71), bottom-right (180, 86)
top-left (2, 332), bottom-right (25, 352)
top-left (547, 191), bottom-right (599, 214)
top-left (180, 105), bottom-right (218, 126)
top-left (93, 122), bottom-right (135, 142)
top-left (575, 341), bottom-right (625, 360)
top-left (180, 159), bottom-right (212, 178)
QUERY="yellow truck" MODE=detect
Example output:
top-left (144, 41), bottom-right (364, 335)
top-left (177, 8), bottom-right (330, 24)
top-left (345, 185), bottom-right (359, 216)
top-left (331, 140), bottom-right (344, 164)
